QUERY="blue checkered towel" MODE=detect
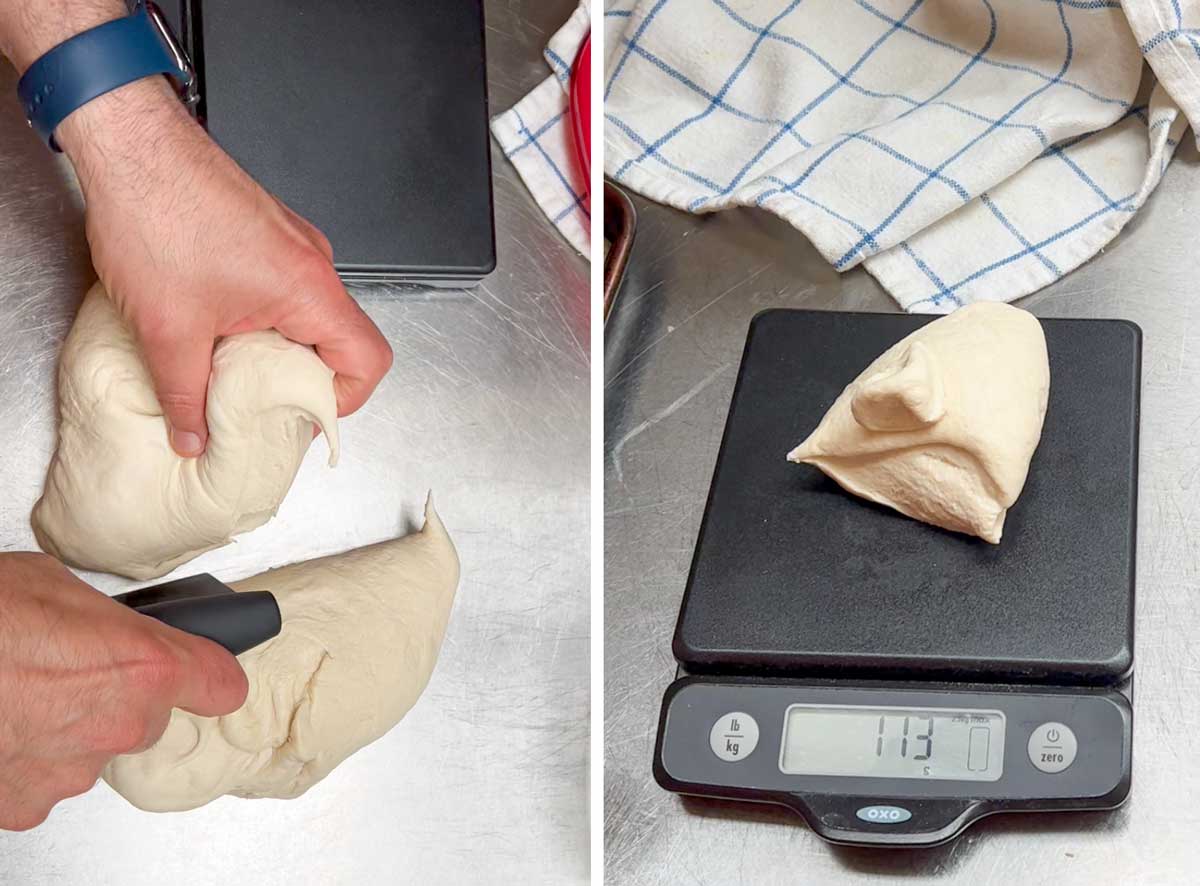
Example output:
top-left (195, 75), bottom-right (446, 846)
top-left (604, 0), bottom-right (1196, 312)
top-left (492, 1), bottom-right (591, 257)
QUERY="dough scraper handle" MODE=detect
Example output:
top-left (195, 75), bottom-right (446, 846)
top-left (113, 573), bottom-right (280, 656)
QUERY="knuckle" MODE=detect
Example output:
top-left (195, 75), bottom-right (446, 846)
top-left (59, 764), bottom-right (100, 798)
top-left (3, 805), bottom-right (51, 832)
top-left (312, 228), bottom-right (333, 256)
top-left (155, 389), bottom-right (206, 415)
top-left (13, 550), bottom-right (59, 571)
top-left (370, 337), bottom-right (394, 376)
top-left (220, 662), bottom-right (250, 704)
top-left (92, 713), bottom-right (151, 755)
top-left (133, 310), bottom-right (179, 347)
top-left (5, 551), bottom-right (73, 591)
top-left (287, 244), bottom-right (337, 289)
top-left (121, 635), bottom-right (180, 696)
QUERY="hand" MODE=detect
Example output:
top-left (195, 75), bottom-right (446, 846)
top-left (0, 553), bottom-right (248, 831)
top-left (0, 5), bottom-right (389, 453)
top-left (54, 77), bottom-right (393, 457)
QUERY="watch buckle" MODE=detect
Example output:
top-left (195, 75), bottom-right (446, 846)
top-left (144, 1), bottom-right (199, 108)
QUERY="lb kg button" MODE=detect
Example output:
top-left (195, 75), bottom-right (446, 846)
top-left (709, 712), bottom-right (759, 762)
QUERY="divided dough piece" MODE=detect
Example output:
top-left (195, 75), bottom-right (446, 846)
top-left (104, 495), bottom-right (460, 812)
top-left (32, 283), bottom-right (339, 580)
top-left (787, 302), bottom-right (1049, 543)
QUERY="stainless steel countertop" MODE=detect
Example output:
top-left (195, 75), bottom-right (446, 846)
top-left (604, 139), bottom-right (1200, 881)
top-left (0, 2), bottom-right (588, 883)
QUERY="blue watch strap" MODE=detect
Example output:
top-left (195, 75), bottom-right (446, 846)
top-left (17, 3), bottom-right (192, 152)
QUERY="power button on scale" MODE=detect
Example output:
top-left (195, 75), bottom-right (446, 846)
top-left (1028, 722), bottom-right (1078, 773)
top-left (709, 712), bottom-right (759, 762)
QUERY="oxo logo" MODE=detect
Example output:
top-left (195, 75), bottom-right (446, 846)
top-left (856, 805), bottom-right (912, 824)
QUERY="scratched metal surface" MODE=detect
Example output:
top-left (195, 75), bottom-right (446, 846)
top-left (604, 140), bottom-right (1200, 882)
top-left (0, 2), bottom-right (588, 884)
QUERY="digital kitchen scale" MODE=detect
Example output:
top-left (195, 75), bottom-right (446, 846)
top-left (653, 309), bottom-right (1140, 848)
top-left (160, 0), bottom-right (495, 284)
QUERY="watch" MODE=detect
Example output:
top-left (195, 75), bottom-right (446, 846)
top-left (16, 1), bottom-right (197, 152)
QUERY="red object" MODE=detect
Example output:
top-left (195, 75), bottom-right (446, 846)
top-left (569, 33), bottom-right (591, 212)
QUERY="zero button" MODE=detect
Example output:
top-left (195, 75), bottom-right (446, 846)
top-left (1028, 722), bottom-right (1077, 773)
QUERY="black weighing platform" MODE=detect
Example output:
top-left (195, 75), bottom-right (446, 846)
top-left (160, 0), bottom-right (495, 283)
top-left (654, 309), bottom-right (1141, 847)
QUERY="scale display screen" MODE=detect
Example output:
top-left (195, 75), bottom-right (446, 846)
top-left (779, 704), bottom-right (1005, 782)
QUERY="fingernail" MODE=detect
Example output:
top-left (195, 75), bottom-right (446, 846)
top-left (170, 429), bottom-right (203, 457)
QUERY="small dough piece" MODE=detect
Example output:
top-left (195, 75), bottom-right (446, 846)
top-left (787, 302), bottom-right (1049, 543)
top-left (32, 284), bottom-right (339, 580)
top-left (104, 495), bottom-right (460, 812)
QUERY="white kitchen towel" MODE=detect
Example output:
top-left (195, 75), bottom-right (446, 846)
top-left (604, 0), bottom-right (1193, 311)
top-left (1124, 0), bottom-right (1200, 137)
top-left (492, 1), bottom-right (591, 257)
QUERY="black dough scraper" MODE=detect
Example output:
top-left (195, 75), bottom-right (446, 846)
top-left (113, 574), bottom-right (281, 656)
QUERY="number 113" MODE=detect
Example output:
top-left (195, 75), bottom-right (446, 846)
top-left (876, 715), bottom-right (934, 760)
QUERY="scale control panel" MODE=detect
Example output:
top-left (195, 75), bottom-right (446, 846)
top-left (655, 677), bottom-right (1131, 847)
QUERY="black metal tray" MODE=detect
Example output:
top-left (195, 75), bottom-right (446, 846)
top-left (675, 309), bottom-right (1140, 685)
top-left (163, 0), bottom-right (496, 283)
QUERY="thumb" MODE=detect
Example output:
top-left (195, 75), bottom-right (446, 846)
top-left (139, 329), bottom-right (214, 457)
top-left (158, 627), bottom-right (250, 718)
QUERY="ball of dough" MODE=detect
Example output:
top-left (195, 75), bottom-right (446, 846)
top-left (103, 495), bottom-right (460, 812)
top-left (787, 302), bottom-right (1049, 543)
top-left (32, 284), bottom-right (340, 580)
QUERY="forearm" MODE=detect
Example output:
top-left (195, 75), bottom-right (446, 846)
top-left (0, 2), bottom-right (205, 201)
top-left (1, 2), bottom-right (388, 449)
top-left (58, 76), bottom-right (202, 200)
top-left (0, 0), bottom-right (124, 72)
